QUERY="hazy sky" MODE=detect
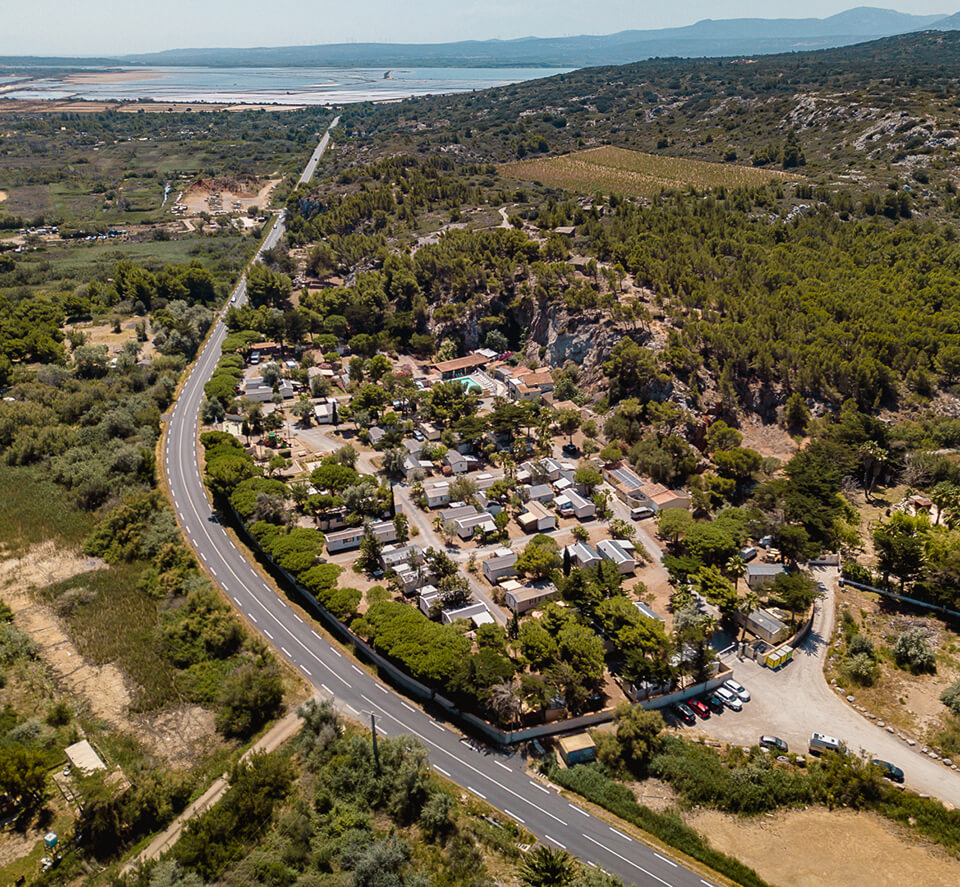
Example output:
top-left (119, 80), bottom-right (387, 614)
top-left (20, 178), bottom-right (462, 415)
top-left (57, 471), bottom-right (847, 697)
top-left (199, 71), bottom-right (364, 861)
top-left (4, 1), bottom-right (949, 56)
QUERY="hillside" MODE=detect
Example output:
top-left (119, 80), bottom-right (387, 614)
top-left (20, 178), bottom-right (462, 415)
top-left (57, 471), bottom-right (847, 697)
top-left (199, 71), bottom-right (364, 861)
top-left (338, 29), bottom-right (960, 216)
top-left (279, 29), bottom-right (960, 422)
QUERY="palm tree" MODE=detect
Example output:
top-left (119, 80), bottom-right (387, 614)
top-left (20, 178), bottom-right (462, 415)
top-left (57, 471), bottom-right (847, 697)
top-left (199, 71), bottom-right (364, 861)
top-left (487, 682), bottom-right (522, 728)
top-left (726, 554), bottom-right (747, 591)
top-left (737, 589), bottom-right (761, 647)
top-left (859, 442), bottom-right (890, 502)
top-left (518, 846), bottom-right (577, 887)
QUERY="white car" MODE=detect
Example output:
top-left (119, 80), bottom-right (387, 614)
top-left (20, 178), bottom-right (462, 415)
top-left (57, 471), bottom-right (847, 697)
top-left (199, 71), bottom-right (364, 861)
top-left (724, 679), bottom-right (751, 702)
top-left (715, 687), bottom-right (743, 711)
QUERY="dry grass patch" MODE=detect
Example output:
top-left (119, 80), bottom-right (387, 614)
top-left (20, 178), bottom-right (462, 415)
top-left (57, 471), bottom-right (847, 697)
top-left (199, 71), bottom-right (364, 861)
top-left (829, 581), bottom-right (960, 742)
top-left (687, 806), bottom-right (960, 887)
top-left (501, 146), bottom-right (797, 197)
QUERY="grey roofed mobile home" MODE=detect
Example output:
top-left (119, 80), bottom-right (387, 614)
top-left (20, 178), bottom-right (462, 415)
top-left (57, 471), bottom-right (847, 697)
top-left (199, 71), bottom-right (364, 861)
top-left (441, 601), bottom-right (495, 627)
top-left (746, 562), bottom-right (788, 588)
top-left (741, 608), bottom-right (789, 644)
top-left (633, 600), bottom-right (664, 622)
top-left (505, 583), bottom-right (557, 614)
top-left (523, 483), bottom-right (555, 503)
top-left (565, 541), bottom-right (601, 568)
top-left (439, 504), bottom-right (479, 522)
top-left (564, 489), bottom-right (596, 519)
top-left (381, 543), bottom-right (422, 569)
top-left (455, 512), bottom-right (496, 538)
top-left (325, 526), bottom-right (366, 553)
top-left (482, 548), bottom-right (517, 583)
top-left (597, 538), bottom-right (635, 573)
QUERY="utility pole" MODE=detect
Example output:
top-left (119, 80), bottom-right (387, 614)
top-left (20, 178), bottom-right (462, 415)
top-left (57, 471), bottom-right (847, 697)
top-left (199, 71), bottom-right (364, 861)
top-left (371, 713), bottom-right (381, 775)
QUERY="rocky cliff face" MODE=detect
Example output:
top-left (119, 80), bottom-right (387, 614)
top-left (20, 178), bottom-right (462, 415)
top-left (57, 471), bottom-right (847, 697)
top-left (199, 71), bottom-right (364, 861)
top-left (526, 305), bottom-right (641, 389)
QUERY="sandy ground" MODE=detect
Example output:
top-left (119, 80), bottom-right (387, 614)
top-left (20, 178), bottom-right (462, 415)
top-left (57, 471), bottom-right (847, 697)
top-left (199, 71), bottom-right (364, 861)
top-left (0, 542), bottom-right (218, 767)
top-left (828, 582), bottom-right (959, 740)
top-left (0, 190), bottom-right (7, 202)
top-left (738, 415), bottom-right (799, 463)
top-left (181, 177), bottom-right (280, 215)
top-left (0, 542), bottom-right (131, 726)
top-left (66, 317), bottom-right (157, 363)
top-left (687, 807), bottom-right (960, 887)
top-left (62, 71), bottom-right (167, 84)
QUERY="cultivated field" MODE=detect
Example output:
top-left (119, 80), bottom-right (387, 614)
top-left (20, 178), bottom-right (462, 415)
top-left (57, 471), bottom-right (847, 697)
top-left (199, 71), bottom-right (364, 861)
top-left (501, 146), bottom-right (797, 196)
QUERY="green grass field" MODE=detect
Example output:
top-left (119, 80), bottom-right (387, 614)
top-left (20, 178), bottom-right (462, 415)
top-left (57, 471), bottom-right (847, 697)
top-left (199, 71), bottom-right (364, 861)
top-left (501, 146), bottom-right (797, 197)
top-left (0, 466), bottom-right (95, 552)
top-left (3, 231), bottom-right (252, 296)
top-left (43, 564), bottom-right (180, 712)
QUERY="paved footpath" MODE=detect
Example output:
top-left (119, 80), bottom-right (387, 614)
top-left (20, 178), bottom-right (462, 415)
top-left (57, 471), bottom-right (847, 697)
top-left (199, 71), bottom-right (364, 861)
top-left (121, 705), bottom-right (307, 873)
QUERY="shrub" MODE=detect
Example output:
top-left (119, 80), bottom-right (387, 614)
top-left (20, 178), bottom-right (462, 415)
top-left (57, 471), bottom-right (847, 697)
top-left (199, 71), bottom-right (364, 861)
top-left (848, 634), bottom-right (875, 658)
top-left (215, 662), bottom-right (284, 738)
top-left (941, 680), bottom-right (960, 717)
top-left (893, 628), bottom-right (936, 674)
top-left (844, 652), bottom-right (879, 687)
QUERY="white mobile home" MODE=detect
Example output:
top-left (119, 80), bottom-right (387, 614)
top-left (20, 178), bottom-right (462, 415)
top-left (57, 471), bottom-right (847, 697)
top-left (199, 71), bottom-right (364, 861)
top-left (325, 527), bottom-right (365, 554)
top-left (597, 539), bottom-right (636, 574)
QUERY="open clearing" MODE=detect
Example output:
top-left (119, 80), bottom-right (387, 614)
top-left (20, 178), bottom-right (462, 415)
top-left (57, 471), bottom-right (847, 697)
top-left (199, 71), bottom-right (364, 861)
top-left (0, 190), bottom-right (7, 202)
top-left (688, 807), bottom-right (960, 887)
top-left (501, 146), bottom-right (797, 196)
top-left (181, 176), bottom-right (280, 214)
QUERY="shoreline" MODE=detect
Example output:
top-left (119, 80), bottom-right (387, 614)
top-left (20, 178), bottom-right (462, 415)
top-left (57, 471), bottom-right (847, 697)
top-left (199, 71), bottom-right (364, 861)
top-left (62, 70), bottom-right (168, 84)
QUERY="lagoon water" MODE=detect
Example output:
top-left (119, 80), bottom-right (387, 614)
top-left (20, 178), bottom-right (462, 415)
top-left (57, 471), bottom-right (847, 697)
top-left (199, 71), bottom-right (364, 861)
top-left (5, 66), bottom-right (571, 105)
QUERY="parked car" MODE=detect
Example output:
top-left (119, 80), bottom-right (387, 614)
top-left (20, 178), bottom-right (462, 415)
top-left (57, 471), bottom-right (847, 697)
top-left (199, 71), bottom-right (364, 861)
top-left (562, 443), bottom-right (578, 456)
top-left (739, 546), bottom-right (758, 562)
top-left (704, 694), bottom-right (725, 714)
top-left (630, 506), bottom-right (654, 520)
top-left (672, 702), bottom-right (696, 725)
top-left (230, 294), bottom-right (237, 303)
top-left (413, 430), bottom-right (424, 441)
top-left (723, 679), bottom-right (751, 702)
top-left (715, 687), bottom-right (743, 711)
top-left (760, 735), bottom-right (788, 753)
top-left (688, 699), bottom-right (711, 719)
top-left (809, 732), bottom-right (844, 755)
top-left (873, 759), bottom-right (905, 783)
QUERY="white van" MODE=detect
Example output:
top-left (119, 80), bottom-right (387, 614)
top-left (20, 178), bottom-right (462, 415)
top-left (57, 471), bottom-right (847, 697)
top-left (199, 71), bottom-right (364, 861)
top-left (809, 732), bottom-right (843, 755)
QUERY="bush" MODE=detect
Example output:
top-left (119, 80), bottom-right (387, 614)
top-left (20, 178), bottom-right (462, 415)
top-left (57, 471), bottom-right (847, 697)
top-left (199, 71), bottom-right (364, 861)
top-left (215, 662), bottom-right (284, 738)
top-left (941, 680), bottom-right (960, 717)
top-left (843, 652), bottom-right (879, 687)
top-left (893, 627), bottom-right (936, 674)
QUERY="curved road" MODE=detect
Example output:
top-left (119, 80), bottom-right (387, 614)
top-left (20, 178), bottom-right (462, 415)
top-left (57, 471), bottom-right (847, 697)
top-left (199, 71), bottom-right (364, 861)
top-left (163, 120), bottom-right (710, 887)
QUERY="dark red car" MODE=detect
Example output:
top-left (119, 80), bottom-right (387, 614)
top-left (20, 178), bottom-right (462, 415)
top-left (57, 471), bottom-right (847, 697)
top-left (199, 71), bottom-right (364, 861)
top-left (688, 699), bottom-right (711, 719)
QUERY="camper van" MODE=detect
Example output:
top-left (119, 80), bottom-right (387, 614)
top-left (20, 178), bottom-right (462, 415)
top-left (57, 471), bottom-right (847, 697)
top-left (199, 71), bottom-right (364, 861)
top-left (809, 732), bottom-right (843, 755)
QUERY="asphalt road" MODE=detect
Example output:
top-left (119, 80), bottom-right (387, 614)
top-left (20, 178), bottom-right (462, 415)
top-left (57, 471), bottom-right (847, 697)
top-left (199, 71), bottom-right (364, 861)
top-left (299, 117), bottom-right (340, 185)
top-left (163, 120), bottom-right (711, 887)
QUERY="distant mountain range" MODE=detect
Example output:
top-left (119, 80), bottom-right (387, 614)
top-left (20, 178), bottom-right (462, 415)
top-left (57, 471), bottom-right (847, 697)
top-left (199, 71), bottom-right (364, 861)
top-left (3, 7), bottom-right (959, 69)
top-left (117, 7), bottom-right (958, 68)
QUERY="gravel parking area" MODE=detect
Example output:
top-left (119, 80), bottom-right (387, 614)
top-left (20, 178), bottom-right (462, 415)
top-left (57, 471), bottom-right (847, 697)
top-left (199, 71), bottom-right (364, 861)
top-left (686, 568), bottom-right (960, 807)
